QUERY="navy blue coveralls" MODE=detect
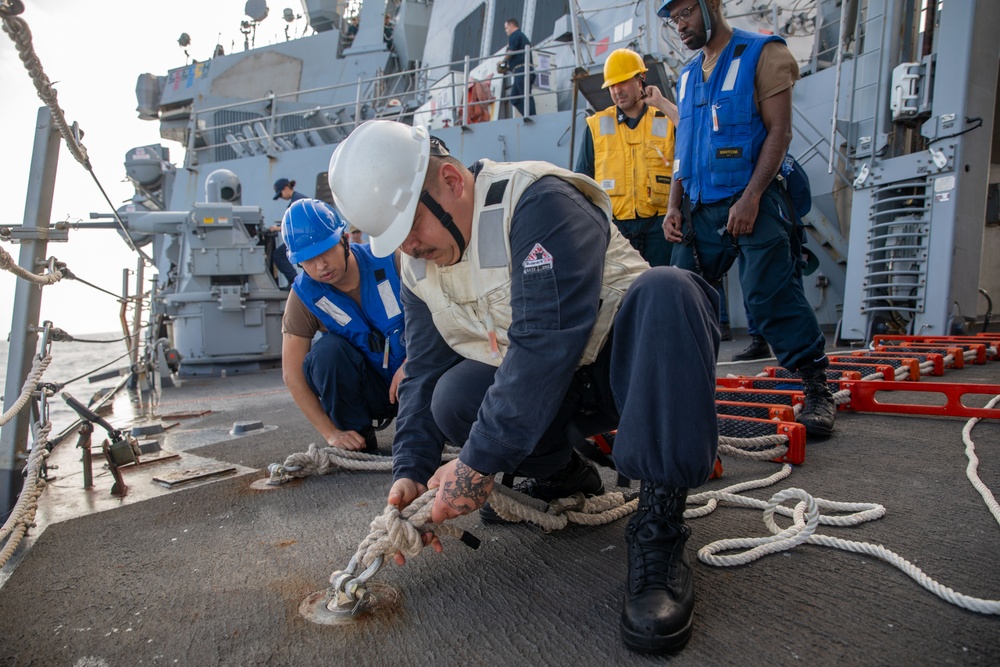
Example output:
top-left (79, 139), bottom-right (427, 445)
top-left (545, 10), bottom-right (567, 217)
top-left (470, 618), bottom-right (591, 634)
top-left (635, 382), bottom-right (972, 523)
top-left (272, 190), bottom-right (307, 287)
top-left (506, 28), bottom-right (536, 117)
top-left (293, 244), bottom-right (406, 433)
top-left (393, 165), bottom-right (719, 489)
top-left (670, 29), bottom-right (826, 372)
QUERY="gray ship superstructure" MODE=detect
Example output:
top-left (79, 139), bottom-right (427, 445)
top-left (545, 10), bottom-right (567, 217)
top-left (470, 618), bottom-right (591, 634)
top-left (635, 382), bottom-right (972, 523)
top-left (121, 0), bottom-right (999, 377)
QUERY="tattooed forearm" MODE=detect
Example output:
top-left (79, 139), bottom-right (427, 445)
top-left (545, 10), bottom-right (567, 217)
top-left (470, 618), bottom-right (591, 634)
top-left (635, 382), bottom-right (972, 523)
top-left (440, 461), bottom-right (494, 514)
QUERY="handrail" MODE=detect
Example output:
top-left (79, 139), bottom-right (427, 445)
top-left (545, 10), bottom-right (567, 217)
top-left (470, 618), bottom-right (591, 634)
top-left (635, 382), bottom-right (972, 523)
top-left (183, 42), bottom-right (584, 167)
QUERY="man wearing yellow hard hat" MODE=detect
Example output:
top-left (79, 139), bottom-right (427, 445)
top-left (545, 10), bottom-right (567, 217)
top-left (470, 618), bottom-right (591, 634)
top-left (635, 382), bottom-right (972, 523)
top-left (575, 48), bottom-right (678, 268)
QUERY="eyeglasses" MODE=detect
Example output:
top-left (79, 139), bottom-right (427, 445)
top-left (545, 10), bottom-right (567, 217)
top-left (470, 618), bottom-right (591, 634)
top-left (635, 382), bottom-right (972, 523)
top-left (666, 3), bottom-right (699, 26)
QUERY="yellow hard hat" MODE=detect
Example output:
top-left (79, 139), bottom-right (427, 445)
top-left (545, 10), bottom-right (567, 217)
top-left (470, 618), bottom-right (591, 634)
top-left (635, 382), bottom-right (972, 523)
top-left (602, 49), bottom-right (647, 89)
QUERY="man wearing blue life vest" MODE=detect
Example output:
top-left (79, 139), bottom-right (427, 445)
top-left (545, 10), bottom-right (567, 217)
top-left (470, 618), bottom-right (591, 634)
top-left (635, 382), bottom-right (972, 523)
top-left (280, 199), bottom-right (406, 453)
top-left (659, 0), bottom-right (836, 437)
top-left (575, 48), bottom-right (678, 267)
top-left (330, 120), bottom-right (720, 655)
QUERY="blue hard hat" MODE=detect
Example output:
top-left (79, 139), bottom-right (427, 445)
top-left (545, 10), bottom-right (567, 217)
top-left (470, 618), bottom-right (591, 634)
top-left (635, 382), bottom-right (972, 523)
top-left (656, 1), bottom-right (672, 18)
top-left (281, 199), bottom-right (347, 264)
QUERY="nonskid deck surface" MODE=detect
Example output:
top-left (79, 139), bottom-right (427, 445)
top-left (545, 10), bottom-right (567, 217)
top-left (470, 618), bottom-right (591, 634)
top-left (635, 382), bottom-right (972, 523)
top-left (1, 340), bottom-right (998, 666)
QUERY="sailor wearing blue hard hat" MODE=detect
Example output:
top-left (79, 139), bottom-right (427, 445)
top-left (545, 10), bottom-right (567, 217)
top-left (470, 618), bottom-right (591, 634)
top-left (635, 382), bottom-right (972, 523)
top-left (657, 0), bottom-right (713, 45)
top-left (280, 198), bottom-right (407, 453)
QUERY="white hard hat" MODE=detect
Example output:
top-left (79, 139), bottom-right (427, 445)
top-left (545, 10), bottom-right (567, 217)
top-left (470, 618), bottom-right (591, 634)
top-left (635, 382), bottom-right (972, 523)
top-left (328, 120), bottom-right (430, 257)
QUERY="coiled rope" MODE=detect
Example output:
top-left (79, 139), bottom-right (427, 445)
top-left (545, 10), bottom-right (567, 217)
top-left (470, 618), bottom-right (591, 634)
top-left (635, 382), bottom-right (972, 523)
top-left (0, 424), bottom-right (50, 568)
top-left (696, 396), bottom-right (1000, 615)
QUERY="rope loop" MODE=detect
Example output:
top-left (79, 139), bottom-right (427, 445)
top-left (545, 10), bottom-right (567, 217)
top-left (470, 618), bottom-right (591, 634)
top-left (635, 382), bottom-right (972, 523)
top-left (0, 245), bottom-right (64, 285)
top-left (0, 426), bottom-right (51, 568)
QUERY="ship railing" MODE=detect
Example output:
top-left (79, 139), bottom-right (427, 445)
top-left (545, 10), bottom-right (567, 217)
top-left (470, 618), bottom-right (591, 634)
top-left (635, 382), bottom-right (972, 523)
top-left (184, 43), bottom-right (584, 168)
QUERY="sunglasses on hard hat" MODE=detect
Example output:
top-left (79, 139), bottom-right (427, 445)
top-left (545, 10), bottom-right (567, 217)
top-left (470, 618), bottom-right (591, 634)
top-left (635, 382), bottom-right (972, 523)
top-left (429, 136), bottom-right (451, 157)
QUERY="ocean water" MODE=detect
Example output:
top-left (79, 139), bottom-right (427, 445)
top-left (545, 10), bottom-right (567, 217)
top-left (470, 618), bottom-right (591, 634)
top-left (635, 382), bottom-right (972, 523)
top-left (0, 332), bottom-right (137, 439)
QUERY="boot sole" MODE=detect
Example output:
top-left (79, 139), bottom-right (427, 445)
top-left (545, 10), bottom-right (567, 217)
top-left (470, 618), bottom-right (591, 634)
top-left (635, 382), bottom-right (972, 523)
top-left (620, 614), bottom-right (693, 654)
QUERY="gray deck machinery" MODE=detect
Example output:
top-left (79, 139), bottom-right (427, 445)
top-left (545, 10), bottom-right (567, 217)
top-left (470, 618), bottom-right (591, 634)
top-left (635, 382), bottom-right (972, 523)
top-left (122, 145), bottom-right (285, 377)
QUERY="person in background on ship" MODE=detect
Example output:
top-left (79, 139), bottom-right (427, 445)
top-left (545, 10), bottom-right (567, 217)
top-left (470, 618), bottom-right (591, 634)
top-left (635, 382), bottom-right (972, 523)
top-left (267, 177), bottom-right (306, 288)
top-left (575, 48), bottom-right (678, 267)
top-left (329, 120), bottom-right (719, 655)
top-left (502, 18), bottom-right (536, 117)
top-left (383, 13), bottom-right (394, 46)
top-left (280, 198), bottom-right (406, 453)
top-left (660, 0), bottom-right (835, 436)
top-left (349, 224), bottom-right (364, 245)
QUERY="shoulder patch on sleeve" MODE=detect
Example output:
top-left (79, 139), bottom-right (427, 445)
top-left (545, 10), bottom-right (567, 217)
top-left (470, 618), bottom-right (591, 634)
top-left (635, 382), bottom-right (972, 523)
top-left (523, 243), bottom-right (553, 273)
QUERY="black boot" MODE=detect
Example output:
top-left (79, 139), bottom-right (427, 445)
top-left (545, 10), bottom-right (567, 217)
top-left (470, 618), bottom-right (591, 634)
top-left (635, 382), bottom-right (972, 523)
top-left (480, 450), bottom-right (604, 524)
top-left (798, 365), bottom-right (836, 436)
top-left (719, 322), bottom-right (732, 342)
top-left (620, 484), bottom-right (694, 654)
top-left (732, 335), bottom-right (771, 361)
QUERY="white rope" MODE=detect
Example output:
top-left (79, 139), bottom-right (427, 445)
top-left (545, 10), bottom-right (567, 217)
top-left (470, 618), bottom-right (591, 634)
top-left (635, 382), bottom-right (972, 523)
top-left (696, 396), bottom-right (1000, 615)
top-left (960, 395), bottom-right (1000, 525)
top-left (0, 425), bottom-right (50, 568)
top-left (486, 485), bottom-right (636, 530)
top-left (718, 434), bottom-right (789, 461)
top-left (272, 442), bottom-right (460, 479)
top-left (0, 354), bottom-right (50, 427)
top-left (0, 245), bottom-right (63, 285)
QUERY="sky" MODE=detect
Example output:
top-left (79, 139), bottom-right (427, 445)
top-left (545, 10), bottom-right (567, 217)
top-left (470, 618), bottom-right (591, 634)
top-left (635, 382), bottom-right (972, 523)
top-left (0, 0), bottom-right (304, 339)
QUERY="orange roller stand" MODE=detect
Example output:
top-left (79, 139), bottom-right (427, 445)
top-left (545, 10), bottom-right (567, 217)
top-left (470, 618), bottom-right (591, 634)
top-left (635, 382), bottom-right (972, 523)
top-left (765, 367), bottom-right (862, 381)
top-left (829, 355), bottom-right (921, 380)
top-left (850, 350), bottom-right (945, 376)
top-left (845, 380), bottom-right (1000, 418)
top-left (873, 334), bottom-right (1000, 354)
top-left (717, 415), bottom-right (806, 465)
top-left (876, 345), bottom-right (965, 368)
top-left (715, 400), bottom-right (796, 422)
top-left (827, 361), bottom-right (900, 379)
top-left (888, 341), bottom-right (987, 364)
top-left (715, 385), bottom-right (803, 407)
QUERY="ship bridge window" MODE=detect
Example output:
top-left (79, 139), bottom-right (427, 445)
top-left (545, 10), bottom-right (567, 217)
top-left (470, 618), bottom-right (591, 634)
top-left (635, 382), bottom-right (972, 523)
top-left (532, 0), bottom-right (569, 44)
top-left (451, 3), bottom-right (487, 71)
top-left (490, 0), bottom-right (525, 54)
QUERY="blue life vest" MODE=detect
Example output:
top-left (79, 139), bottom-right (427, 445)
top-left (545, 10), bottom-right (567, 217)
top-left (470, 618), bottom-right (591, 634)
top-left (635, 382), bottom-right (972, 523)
top-left (292, 243), bottom-right (405, 385)
top-left (675, 29), bottom-right (783, 204)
